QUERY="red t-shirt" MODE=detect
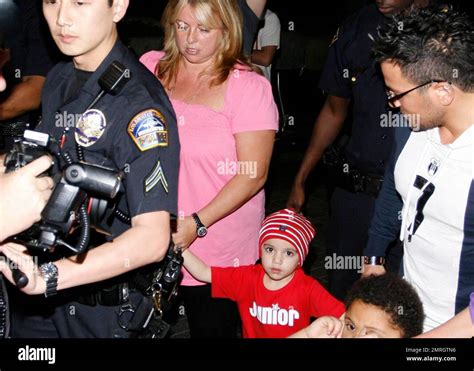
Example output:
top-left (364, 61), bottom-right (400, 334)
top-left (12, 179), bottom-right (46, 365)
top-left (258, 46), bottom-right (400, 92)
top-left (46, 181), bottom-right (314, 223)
top-left (211, 265), bottom-right (345, 338)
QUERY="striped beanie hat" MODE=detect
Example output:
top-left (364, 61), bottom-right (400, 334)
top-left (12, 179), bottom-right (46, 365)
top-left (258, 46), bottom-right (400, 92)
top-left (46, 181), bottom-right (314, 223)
top-left (258, 208), bottom-right (316, 265)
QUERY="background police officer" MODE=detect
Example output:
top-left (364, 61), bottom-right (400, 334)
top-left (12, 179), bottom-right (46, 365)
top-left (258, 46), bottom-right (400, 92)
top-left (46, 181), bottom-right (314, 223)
top-left (0, 0), bottom-right (58, 153)
top-left (0, 0), bottom-right (179, 338)
top-left (286, 0), bottom-right (433, 301)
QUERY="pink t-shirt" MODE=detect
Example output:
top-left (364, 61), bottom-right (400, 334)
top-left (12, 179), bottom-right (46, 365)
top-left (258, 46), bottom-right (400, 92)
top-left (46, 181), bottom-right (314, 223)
top-left (140, 51), bottom-right (279, 285)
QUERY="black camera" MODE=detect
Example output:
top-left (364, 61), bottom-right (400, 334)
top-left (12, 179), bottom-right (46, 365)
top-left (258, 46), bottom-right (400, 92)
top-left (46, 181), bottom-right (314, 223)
top-left (4, 130), bottom-right (124, 254)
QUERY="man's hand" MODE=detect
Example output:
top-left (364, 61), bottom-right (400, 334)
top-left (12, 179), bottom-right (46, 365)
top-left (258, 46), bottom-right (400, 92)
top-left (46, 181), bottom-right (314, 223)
top-left (0, 156), bottom-right (54, 241)
top-left (0, 48), bottom-right (10, 92)
top-left (0, 242), bottom-right (45, 295)
top-left (286, 181), bottom-right (305, 213)
top-left (361, 263), bottom-right (386, 277)
top-left (0, 74), bottom-right (5, 92)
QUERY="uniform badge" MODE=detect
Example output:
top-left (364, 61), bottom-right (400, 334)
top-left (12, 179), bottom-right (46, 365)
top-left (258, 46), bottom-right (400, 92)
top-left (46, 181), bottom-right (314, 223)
top-left (144, 160), bottom-right (169, 194)
top-left (128, 109), bottom-right (168, 152)
top-left (75, 109), bottom-right (107, 147)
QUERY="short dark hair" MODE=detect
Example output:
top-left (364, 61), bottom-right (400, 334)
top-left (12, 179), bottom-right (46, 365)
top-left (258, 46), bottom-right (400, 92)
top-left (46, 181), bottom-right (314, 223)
top-left (345, 274), bottom-right (424, 338)
top-left (373, 5), bottom-right (474, 92)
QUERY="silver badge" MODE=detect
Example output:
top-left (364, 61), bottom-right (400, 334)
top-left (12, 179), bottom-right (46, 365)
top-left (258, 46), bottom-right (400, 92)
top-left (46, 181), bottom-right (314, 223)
top-left (75, 109), bottom-right (107, 147)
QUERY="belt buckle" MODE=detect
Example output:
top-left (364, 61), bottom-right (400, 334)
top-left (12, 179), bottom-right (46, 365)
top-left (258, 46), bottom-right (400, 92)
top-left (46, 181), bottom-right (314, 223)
top-left (97, 284), bottom-right (128, 306)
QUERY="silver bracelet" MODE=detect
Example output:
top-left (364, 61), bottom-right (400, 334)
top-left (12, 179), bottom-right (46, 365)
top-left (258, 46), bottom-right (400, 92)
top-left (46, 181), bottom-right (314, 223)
top-left (364, 256), bottom-right (385, 266)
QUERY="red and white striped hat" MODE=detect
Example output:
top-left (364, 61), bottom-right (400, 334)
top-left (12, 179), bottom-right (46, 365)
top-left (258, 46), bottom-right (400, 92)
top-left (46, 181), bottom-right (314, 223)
top-left (258, 208), bottom-right (316, 265)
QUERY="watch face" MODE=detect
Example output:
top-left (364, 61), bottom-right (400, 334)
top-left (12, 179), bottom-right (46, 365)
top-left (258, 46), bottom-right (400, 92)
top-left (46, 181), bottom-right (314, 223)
top-left (197, 226), bottom-right (207, 237)
top-left (41, 263), bottom-right (58, 278)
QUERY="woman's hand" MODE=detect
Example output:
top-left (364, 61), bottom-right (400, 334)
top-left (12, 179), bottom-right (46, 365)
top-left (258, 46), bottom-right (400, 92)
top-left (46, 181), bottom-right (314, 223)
top-left (172, 216), bottom-right (198, 251)
top-left (0, 243), bottom-right (46, 295)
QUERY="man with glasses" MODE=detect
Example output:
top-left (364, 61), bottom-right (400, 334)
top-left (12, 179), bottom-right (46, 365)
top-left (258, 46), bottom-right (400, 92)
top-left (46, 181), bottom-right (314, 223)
top-left (363, 5), bottom-right (474, 332)
top-left (287, 0), bottom-right (432, 301)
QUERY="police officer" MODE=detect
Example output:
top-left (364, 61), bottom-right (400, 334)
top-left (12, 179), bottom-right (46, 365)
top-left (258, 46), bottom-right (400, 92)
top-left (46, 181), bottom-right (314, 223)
top-left (0, 0), bottom-right (179, 338)
top-left (0, 0), bottom-right (58, 153)
top-left (287, 0), bottom-right (432, 301)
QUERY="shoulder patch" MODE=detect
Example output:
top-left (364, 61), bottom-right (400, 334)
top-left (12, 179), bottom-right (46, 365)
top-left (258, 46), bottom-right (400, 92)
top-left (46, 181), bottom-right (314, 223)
top-left (128, 109), bottom-right (168, 152)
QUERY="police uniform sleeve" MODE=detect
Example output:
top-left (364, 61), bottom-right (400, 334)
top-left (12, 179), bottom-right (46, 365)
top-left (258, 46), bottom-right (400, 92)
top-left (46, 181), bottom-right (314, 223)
top-left (116, 101), bottom-right (179, 219)
top-left (318, 23), bottom-right (353, 99)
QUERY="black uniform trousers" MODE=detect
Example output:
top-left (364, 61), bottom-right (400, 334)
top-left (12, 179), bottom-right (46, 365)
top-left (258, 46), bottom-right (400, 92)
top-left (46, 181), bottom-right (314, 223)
top-left (326, 187), bottom-right (403, 301)
top-left (10, 290), bottom-right (145, 338)
top-left (180, 285), bottom-right (240, 338)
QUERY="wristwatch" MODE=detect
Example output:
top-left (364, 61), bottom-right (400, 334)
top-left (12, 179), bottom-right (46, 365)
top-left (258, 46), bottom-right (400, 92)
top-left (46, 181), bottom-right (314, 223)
top-left (192, 213), bottom-right (207, 238)
top-left (39, 262), bottom-right (58, 298)
top-left (363, 256), bottom-right (386, 266)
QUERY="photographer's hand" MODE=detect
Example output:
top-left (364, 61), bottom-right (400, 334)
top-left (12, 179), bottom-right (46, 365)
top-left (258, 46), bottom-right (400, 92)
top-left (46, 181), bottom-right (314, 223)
top-left (0, 156), bottom-right (54, 241)
top-left (0, 74), bottom-right (5, 92)
top-left (0, 242), bottom-right (45, 295)
top-left (0, 48), bottom-right (10, 92)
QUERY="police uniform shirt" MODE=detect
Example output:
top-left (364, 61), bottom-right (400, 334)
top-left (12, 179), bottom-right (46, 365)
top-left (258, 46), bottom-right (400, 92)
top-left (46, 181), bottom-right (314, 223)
top-left (319, 3), bottom-right (394, 175)
top-left (38, 40), bottom-right (179, 237)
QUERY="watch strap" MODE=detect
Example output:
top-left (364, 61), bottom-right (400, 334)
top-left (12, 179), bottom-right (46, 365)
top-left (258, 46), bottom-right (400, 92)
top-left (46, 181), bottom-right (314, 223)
top-left (40, 263), bottom-right (58, 298)
top-left (192, 213), bottom-right (204, 228)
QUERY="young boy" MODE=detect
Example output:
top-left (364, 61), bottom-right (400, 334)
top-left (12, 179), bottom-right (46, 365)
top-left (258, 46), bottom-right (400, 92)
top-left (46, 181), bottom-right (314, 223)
top-left (292, 273), bottom-right (424, 338)
top-left (182, 208), bottom-right (345, 338)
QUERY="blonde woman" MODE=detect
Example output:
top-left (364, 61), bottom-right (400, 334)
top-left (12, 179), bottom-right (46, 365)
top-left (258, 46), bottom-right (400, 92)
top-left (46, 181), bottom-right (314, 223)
top-left (141, 0), bottom-right (278, 337)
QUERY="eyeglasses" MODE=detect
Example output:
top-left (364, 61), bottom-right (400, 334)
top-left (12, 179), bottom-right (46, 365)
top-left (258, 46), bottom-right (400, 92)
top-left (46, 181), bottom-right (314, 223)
top-left (386, 80), bottom-right (445, 107)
